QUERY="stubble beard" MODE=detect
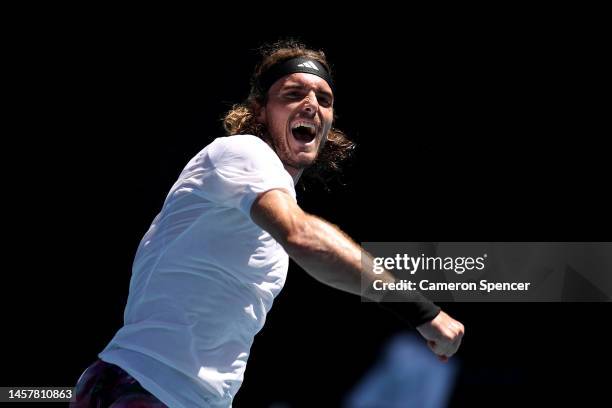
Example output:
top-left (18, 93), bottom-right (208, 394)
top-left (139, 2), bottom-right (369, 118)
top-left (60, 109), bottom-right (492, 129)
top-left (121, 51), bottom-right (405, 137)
top-left (264, 130), bottom-right (316, 171)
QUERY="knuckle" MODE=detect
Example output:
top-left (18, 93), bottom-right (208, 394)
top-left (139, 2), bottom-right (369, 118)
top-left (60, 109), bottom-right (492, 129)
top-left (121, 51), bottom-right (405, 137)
top-left (442, 334), bottom-right (454, 344)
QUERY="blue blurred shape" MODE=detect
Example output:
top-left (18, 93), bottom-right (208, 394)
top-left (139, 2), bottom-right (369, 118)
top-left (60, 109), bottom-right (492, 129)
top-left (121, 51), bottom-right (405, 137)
top-left (345, 333), bottom-right (459, 408)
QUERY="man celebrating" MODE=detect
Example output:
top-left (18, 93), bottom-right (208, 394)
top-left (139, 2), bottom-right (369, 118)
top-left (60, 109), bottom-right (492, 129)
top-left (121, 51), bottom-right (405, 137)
top-left (72, 40), bottom-right (464, 407)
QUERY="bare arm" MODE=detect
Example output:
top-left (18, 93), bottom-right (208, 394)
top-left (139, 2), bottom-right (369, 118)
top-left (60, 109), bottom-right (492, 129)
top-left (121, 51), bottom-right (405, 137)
top-left (251, 189), bottom-right (390, 298)
top-left (251, 189), bottom-right (465, 360)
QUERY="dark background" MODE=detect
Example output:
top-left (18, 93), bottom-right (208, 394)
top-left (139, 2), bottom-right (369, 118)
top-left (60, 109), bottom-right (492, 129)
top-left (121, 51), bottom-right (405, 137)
top-left (3, 9), bottom-right (610, 407)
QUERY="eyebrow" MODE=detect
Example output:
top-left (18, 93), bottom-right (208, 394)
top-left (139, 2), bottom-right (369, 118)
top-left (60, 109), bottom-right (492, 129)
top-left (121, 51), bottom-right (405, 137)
top-left (281, 83), bottom-right (334, 100)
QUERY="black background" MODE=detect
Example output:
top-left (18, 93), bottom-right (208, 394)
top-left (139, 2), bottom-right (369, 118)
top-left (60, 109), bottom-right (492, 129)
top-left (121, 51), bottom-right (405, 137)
top-left (3, 8), bottom-right (610, 407)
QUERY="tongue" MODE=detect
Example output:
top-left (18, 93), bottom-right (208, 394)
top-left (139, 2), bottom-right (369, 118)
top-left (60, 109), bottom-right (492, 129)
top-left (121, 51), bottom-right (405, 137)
top-left (292, 127), bottom-right (315, 142)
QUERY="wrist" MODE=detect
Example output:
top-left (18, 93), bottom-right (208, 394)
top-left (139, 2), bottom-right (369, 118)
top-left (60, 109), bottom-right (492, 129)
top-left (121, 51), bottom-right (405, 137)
top-left (377, 292), bottom-right (441, 328)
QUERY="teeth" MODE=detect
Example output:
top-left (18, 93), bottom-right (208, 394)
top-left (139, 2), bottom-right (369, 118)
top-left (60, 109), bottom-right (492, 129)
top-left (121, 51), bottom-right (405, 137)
top-left (291, 121), bottom-right (317, 131)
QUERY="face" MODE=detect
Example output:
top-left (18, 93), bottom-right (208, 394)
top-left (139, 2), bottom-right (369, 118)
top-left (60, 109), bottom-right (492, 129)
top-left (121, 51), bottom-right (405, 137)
top-left (257, 72), bottom-right (334, 177)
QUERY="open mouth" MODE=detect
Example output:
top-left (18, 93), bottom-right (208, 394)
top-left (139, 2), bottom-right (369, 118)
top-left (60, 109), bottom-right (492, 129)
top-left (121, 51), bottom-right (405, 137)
top-left (291, 121), bottom-right (317, 143)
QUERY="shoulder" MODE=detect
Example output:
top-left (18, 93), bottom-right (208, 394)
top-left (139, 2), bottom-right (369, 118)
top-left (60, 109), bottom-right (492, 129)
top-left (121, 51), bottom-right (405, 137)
top-left (210, 134), bottom-right (274, 159)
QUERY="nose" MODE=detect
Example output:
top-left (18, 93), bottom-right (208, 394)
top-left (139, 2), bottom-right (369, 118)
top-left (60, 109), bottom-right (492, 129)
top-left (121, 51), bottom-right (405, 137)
top-left (300, 91), bottom-right (319, 117)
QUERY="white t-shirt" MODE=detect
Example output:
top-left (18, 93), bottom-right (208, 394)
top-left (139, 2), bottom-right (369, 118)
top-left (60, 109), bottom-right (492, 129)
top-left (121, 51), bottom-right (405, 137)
top-left (99, 134), bottom-right (296, 407)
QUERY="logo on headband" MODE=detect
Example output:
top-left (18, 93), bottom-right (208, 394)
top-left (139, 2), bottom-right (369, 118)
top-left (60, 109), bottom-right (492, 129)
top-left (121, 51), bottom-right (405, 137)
top-left (259, 57), bottom-right (333, 92)
top-left (297, 61), bottom-right (319, 71)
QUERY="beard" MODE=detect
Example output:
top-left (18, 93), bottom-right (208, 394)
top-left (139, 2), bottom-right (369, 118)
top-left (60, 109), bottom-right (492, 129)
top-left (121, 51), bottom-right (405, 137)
top-left (262, 129), bottom-right (321, 171)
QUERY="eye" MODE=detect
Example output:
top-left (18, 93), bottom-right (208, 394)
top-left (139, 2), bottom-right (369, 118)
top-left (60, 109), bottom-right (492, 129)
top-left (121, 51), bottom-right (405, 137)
top-left (285, 91), bottom-right (302, 99)
top-left (318, 95), bottom-right (332, 107)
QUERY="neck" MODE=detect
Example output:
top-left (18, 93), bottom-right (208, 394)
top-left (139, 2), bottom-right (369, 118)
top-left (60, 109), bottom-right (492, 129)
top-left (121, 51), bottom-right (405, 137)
top-left (259, 134), bottom-right (304, 184)
top-left (284, 164), bottom-right (303, 184)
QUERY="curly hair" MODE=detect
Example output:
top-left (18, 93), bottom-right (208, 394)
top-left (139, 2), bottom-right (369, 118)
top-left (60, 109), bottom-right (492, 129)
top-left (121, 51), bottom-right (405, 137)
top-left (223, 39), bottom-right (355, 186)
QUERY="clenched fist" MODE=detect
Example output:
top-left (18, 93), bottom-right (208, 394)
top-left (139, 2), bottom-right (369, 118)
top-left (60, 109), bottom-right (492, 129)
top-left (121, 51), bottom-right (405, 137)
top-left (416, 310), bottom-right (464, 362)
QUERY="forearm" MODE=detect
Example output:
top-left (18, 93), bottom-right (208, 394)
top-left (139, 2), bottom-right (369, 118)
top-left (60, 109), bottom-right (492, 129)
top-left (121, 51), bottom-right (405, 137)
top-left (286, 215), bottom-right (440, 326)
top-left (251, 190), bottom-right (440, 326)
top-left (283, 213), bottom-right (383, 298)
top-left (285, 215), bottom-right (417, 302)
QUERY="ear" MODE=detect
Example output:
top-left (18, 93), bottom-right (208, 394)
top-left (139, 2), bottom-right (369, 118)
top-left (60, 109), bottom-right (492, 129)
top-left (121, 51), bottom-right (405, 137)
top-left (254, 101), bottom-right (267, 124)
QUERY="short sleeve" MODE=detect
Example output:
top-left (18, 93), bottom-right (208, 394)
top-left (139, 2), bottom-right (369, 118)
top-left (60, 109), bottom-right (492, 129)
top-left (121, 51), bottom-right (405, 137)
top-left (184, 135), bottom-right (296, 215)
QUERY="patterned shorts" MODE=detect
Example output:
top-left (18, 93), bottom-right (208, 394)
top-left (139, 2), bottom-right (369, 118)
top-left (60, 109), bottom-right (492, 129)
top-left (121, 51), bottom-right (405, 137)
top-left (70, 359), bottom-right (168, 407)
